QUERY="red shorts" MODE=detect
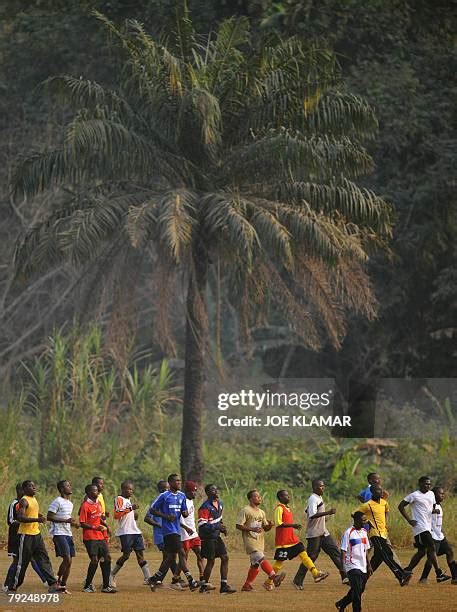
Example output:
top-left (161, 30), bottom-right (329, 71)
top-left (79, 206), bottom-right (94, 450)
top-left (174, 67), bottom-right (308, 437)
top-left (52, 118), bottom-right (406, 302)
top-left (182, 536), bottom-right (201, 552)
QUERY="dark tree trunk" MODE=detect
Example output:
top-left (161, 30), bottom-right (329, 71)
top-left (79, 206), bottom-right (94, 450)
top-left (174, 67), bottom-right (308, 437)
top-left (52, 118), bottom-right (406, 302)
top-left (180, 240), bottom-right (208, 483)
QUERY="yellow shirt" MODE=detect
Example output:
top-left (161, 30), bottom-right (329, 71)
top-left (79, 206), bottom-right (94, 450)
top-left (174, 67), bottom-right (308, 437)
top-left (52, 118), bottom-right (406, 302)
top-left (18, 496), bottom-right (40, 536)
top-left (358, 498), bottom-right (389, 538)
top-left (236, 505), bottom-right (269, 554)
top-left (97, 493), bottom-right (106, 514)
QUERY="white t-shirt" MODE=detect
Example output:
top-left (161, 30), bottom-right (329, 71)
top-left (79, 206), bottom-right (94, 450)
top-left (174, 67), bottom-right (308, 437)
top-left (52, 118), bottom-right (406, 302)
top-left (431, 503), bottom-right (444, 541)
top-left (340, 526), bottom-right (370, 573)
top-left (403, 490), bottom-right (435, 536)
top-left (48, 497), bottom-right (73, 536)
top-left (180, 498), bottom-right (197, 541)
top-left (114, 496), bottom-right (142, 536)
top-left (306, 493), bottom-right (330, 538)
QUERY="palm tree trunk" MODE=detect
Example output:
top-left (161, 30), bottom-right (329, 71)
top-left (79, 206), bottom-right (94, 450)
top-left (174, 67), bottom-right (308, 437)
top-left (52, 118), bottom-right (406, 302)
top-left (180, 240), bottom-right (208, 483)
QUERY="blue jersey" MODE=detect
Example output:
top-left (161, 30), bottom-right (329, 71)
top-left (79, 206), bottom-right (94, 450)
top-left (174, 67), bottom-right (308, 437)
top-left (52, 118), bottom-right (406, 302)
top-left (359, 485), bottom-right (372, 502)
top-left (358, 485), bottom-right (372, 531)
top-left (146, 496), bottom-right (164, 546)
top-left (152, 490), bottom-right (187, 537)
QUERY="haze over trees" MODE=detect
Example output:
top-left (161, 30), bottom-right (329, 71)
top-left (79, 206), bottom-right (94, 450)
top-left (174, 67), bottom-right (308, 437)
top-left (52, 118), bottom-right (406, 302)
top-left (0, 1), bottom-right (455, 486)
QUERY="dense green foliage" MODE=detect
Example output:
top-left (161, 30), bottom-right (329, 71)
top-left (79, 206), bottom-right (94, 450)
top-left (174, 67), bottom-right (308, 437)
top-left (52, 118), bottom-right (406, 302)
top-left (0, 1), bottom-right (455, 495)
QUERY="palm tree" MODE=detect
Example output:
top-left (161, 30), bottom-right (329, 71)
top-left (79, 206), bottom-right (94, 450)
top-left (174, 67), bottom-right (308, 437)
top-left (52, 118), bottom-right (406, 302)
top-left (12, 7), bottom-right (391, 481)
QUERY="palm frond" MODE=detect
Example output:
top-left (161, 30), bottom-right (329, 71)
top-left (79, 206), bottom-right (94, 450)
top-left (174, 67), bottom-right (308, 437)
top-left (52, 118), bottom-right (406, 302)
top-left (245, 40), bottom-right (338, 132)
top-left (201, 192), bottom-right (259, 264)
top-left (241, 198), bottom-right (293, 269)
top-left (293, 255), bottom-right (346, 347)
top-left (304, 91), bottom-right (378, 139)
top-left (278, 178), bottom-right (392, 232)
top-left (13, 214), bottom-right (66, 278)
top-left (226, 130), bottom-right (374, 184)
top-left (334, 258), bottom-right (377, 319)
top-left (126, 200), bottom-right (158, 249)
top-left (204, 17), bottom-right (249, 94)
top-left (155, 189), bottom-right (197, 263)
top-left (260, 261), bottom-right (321, 349)
top-left (59, 196), bottom-right (129, 265)
top-left (42, 75), bottom-right (132, 117)
top-left (12, 150), bottom-right (69, 200)
top-left (171, 0), bottom-right (198, 62)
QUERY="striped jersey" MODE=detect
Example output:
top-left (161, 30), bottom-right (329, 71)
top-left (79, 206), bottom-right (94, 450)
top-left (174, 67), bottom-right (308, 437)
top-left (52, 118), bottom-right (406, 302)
top-left (198, 499), bottom-right (223, 540)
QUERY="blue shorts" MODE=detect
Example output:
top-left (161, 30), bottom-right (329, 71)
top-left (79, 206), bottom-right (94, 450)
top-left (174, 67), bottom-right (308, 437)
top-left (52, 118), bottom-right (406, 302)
top-left (120, 533), bottom-right (145, 553)
top-left (53, 535), bottom-right (76, 558)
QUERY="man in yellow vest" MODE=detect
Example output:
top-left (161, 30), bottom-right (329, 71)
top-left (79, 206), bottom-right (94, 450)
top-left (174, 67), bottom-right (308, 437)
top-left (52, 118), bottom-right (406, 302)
top-left (5, 481), bottom-right (65, 593)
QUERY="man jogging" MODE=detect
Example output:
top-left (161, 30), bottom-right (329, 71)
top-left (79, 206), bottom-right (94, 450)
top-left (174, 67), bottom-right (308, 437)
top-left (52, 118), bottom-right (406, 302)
top-left (236, 489), bottom-right (285, 591)
top-left (399, 475), bottom-right (450, 583)
top-left (198, 484), bottom-right (236, 594)
top-left (358, 484), bottom-right (411, 586)
top-left (335, 511), bottom-right (372, 612)
top-left (5, 481), bottom-right (64, 594)
top-left (418, 486), bottom-right (456, 584)
top-left (293, 479), bottom-right (346, 589)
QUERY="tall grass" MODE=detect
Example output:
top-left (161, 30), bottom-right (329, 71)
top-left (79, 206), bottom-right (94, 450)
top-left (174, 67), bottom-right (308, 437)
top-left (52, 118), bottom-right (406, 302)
top-left (2, 325), bottom-right (177, 486)
top-left (1, 325), bottom-right (456, 552)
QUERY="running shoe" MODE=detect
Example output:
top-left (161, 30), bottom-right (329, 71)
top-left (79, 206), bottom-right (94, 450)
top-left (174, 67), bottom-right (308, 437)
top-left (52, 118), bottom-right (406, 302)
top-left (314, 571), bottom-right (329, 583)
top-left (273, 572), bottom-right (286, 587)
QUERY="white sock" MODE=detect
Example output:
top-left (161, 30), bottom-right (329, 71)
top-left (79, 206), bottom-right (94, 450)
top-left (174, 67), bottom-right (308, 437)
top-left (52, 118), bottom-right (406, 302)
top-left (141, 563), bottom-right (151, 580)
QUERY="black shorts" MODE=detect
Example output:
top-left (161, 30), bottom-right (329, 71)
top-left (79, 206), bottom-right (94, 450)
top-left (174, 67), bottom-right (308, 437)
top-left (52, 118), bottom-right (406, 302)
top-left (274, 541), bottom-right (305, 561)
top-left (414, 531), bottom-right (435, 550)
top-left (120, 533), bottom-right (145, 554)
top-left (8, 532), bottom-right (19, 557)
top-left (163, 533), bottom-right (183, 554)
top-left (53, 535), bottom-right (76, 558)
top-left (435, 538), bottom-right (453, 557)
top-left (84, 539), bottom-right (109, 559)
top-left (201, 537), bottom-right (227, 560)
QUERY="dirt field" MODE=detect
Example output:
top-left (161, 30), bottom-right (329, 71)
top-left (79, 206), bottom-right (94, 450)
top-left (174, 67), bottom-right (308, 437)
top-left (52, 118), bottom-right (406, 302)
top-left (0, 549), bottom-right (455, 611)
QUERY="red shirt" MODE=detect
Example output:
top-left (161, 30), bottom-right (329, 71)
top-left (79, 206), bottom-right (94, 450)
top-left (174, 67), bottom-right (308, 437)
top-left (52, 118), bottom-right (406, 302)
top-left (275, 503), bottom-right (300, 547)
top-left (79, 499), bottom-right (104, 541)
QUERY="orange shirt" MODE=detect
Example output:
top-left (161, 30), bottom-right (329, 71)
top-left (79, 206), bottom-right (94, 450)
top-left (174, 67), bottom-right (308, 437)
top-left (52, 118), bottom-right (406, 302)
top-left (79, 499), bottom-right (104, 541)
top-left (274, 503), bottom-right (300, 547)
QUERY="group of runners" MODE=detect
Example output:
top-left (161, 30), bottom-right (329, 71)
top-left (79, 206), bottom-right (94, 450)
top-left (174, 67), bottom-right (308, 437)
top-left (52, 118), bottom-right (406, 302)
top-left (2, 471), bottom-right (456, 610)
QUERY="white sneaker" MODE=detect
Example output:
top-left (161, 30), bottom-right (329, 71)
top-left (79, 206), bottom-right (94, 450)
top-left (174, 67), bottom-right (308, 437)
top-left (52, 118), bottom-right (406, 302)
top-left (170, 582), bottom-right (184, 591)
top-left (109, 575), bottom-right (117, 588)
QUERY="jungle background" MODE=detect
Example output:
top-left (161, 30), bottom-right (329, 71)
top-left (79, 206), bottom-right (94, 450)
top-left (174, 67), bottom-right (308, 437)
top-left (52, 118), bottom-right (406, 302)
top-left (0, 0), bottom-right (456, 545)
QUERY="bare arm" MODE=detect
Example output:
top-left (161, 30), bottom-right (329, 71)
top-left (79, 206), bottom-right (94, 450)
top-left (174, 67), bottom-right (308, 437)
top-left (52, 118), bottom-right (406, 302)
top-left (366, 552), bottom-right (373, 576)
top-left (398, 500), bottom-right (416, 526)
top-left (309, 508), bottom-right (336, 519)
top-left (80, 522), bottom-right (104, 532)
top-left (236, 523), bottom-right (261, 533)
top-left (144, 514), bottom-right (161, 528)
top-left (150, 508), bottom-right (176, 522)
top-left (47, 511), bottom-right (76, 524)
top-left (17, 499), bottom-right (45, 524)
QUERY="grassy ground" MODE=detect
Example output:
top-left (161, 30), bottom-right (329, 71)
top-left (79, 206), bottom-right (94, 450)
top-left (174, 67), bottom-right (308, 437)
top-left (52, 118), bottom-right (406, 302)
top-left (0, 550), bottom-right (456, 611)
